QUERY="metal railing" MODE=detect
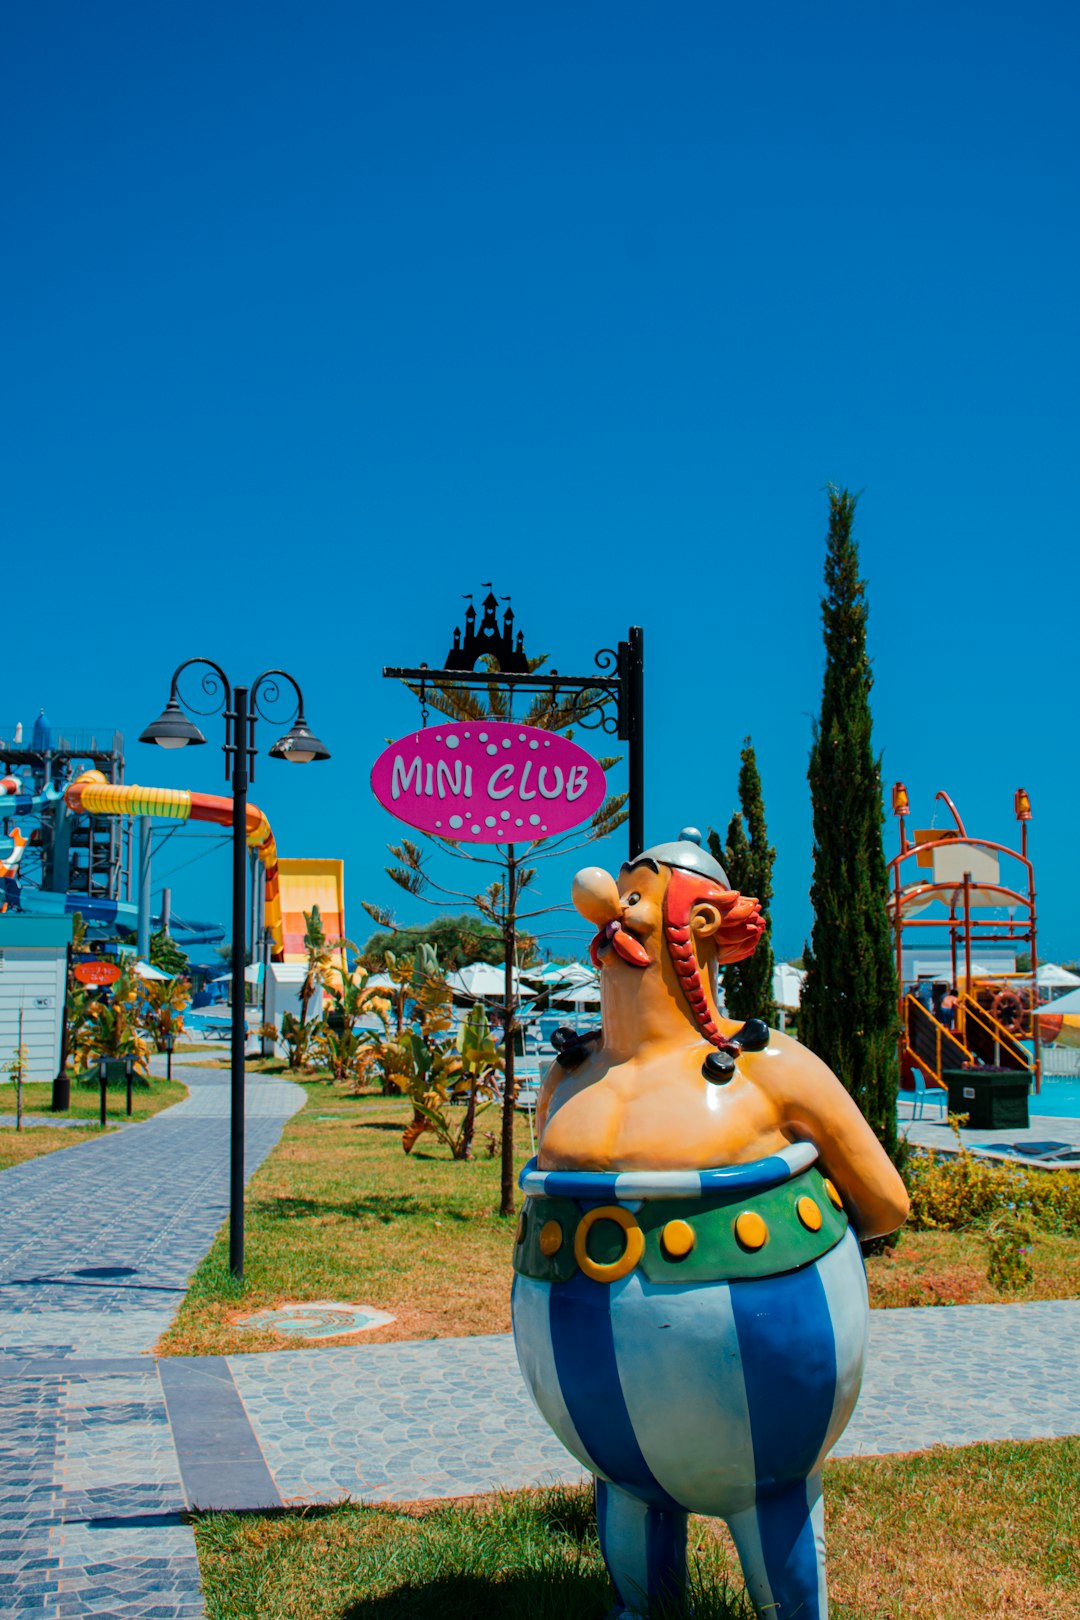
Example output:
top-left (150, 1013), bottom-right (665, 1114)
top-left (0, 727), bottom-right (123, 757)
top-left (904, 995), bottom-right (970, 1085)
top-left (1041, 1043), bottom-right (1080, 1077)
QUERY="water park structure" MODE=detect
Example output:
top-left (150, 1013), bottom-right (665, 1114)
top-left (0, 712), bottom-right (344, 969)
top-left (0, 713), bottom-right (224, 952)
top-left (887, 782), bottom-right (1044, 1097)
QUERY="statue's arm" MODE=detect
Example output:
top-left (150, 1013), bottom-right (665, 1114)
top-left (765, 1042), bottom-right (910, 1240)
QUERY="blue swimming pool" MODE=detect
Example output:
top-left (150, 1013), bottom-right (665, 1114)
top-left (1031, 1080), bottom-right (1080, 1118)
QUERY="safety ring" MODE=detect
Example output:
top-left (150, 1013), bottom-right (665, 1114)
top-left (573, 1204), bottom-right (645, 1283)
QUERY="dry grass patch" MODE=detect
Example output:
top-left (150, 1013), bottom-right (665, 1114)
top-left (0, 1078), bottom-right (188, 1170)
top-left (158, 1086), bottom-right (531, 1356)
top-left (194, 1439), bottom-right (1080, 1619)
top-left (865, 1225), bottom-right (1080, 1308)
top-left (0, 1125), bottom-right (106, 1169)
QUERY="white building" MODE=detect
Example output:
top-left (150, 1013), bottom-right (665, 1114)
top-left (0, 916), bottom-right (72, 1084)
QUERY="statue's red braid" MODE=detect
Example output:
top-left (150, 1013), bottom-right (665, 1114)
top-left (662, 867), bottom-right (765, 1049)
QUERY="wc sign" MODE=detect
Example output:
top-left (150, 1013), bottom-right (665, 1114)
top-left (371, 721), bottom-right (606, 843)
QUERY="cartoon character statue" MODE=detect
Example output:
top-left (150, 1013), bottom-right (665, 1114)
top-left (512, 830), bottom-right (908, 1619)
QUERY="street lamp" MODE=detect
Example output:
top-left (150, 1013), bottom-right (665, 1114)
top-left (140, 659), bottom-right (330, 1277)
top-left (162, 1028), bottom-right (175, 1085)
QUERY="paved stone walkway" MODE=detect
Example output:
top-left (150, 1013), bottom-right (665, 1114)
top-left (0, 1064), bottom-right (304, 1618)
top-left (901, 1098), bottom-right (1080, 1157)
top-left (3, 1073), bottom-right (1080, 1616)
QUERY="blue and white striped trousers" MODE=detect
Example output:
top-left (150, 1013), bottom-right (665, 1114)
top-left (512, 1226), bottom-right (868, 1618)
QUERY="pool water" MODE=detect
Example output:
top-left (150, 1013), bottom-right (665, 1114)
top-left (1031, 1080), bottom-right (1080, 1118)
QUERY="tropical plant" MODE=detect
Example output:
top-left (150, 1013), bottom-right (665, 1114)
top-left (74, 961), bottom-right (151, 1081)
top-left (800, 486), bottom-right (899, 1156)
top-left (395, 1003), bottom-right (502, 1160)
top-left (280, 1011), bottom-right (314, 1072)
top-left (451, 999), bottom-right (505, 1150)
top-left (381, 949), bottom-right (416, 1037)
top-left (60, 914), bottom-right (93, 1080)
top-left (312, 965), bottom-right (388, 1086)
top-left (139, 977), bottom-right (192, 1052)
top-left (149, 928), bottom-right (190, 977)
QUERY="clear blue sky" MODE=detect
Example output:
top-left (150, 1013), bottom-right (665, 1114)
top-left (4, 2), bottom-right (1078, 961)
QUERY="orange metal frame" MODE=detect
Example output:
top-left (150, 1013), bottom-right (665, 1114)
top-left (888, 784), bottom-right (1041, 1093)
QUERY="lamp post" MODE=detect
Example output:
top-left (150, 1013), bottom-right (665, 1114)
top-left (140, 660), bottom-right (330, 1278)
top-left (163, 1028), bottom-right (175, 1085)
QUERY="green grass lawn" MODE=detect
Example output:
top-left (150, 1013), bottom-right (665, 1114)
top-left (193, 1437), bottom-right (1080, 1620)
top-left (0, 1077), bottom-right (188, 1170)
top-left (160, 1081), bottom-right (1080, 1357)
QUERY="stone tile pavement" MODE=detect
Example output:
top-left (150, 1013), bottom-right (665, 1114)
top-left (4, 1070), bottom-right (1080, 1616)
top-left (0, 1063), bottom-right (304, 1618)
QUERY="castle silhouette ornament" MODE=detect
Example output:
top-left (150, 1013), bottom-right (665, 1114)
top-left (445, 587), bottom-right (530, 673)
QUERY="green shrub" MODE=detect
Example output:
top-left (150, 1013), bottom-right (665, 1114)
top-left (904, 1148), bottom-right (1080, 1235)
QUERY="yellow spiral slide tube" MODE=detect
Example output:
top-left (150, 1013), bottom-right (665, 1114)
top-left (65, 771), bottom-right (284, 957)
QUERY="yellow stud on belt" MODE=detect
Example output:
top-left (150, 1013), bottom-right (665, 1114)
top-left (660, 1219), bottom-right (696, 1260)
top-left (574, 1205), bottom-right (644, 1282)
top-left (539, 1220), bottom-right (564, 1257)
top-left (797, 1196), bottom-right (823, 1232)
top-left (734, 1210), bottom-right (768, 1251)
top-left (823, 1178), bottom-right (843, 1210)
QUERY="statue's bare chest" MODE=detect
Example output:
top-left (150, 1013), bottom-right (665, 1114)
top-left (539, 1048), bottom-right (785, 1171)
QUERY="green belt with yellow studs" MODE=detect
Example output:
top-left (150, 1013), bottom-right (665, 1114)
top-left (513, 1165), bottom-right (849, 1286)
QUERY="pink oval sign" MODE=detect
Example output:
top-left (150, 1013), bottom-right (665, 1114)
top-left (371, 721), bottom-right (607, 843)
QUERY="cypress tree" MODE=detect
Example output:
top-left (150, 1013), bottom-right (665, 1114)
top-left (800, 487), bottom-right (899, 1154)
top-left (708, 739), bottom-right (776, 1022)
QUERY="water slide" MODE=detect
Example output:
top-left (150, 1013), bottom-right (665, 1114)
top-left (63, 772), bottom-right (286, 957)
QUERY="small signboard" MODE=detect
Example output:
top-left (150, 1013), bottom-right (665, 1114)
top-left (371, 721), bottom-right (606, 843)
top-left (74, 961), bottom-right (122, 987)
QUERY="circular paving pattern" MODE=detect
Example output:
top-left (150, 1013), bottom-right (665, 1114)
top-left (236, 1301), bottom-right (395, 1339)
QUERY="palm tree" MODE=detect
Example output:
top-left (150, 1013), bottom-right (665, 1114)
top-left (299, 906), bottom-right (333, 1025)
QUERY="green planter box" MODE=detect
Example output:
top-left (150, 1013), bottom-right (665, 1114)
top-left (944, 1069), bottom-right (1030, 1130)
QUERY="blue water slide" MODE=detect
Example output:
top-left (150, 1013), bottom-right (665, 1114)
top-left (2, 880), bottom-right (225, 946)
